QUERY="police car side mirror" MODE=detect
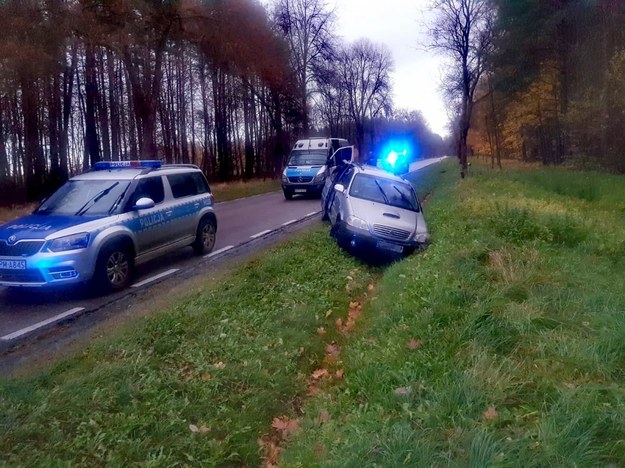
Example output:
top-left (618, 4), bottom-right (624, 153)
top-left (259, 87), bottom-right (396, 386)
top-left (334, 184), bottom-right (345, 193)
top-left (134, 197), bottom-right (155, 210)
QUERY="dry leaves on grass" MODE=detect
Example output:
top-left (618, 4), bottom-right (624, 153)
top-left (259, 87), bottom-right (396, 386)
top-left (407, 338), bottom-right (424, 350)
top-left (271, 416), bottom-right (301, 437)
top-left (483, 405), bottom-right (498, 421)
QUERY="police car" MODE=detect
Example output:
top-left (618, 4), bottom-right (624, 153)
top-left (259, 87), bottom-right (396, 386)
top-left (0, 161), bottom-right (217, 291)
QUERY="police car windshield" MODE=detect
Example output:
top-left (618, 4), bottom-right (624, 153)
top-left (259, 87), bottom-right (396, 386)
top-left (287, 150), bottom-right (327, 166)
top-left (349, 174), bottom-right (419, 212)
top-left (35, 180), bottom-right (131, 216)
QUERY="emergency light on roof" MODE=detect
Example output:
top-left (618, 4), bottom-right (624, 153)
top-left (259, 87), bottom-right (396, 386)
top-left (93, 160), bottom-right (161, 170)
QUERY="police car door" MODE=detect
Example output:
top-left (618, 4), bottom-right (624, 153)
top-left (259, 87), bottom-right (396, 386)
top-left (129, 176), bottom-right (170, 254)
top-left (165, 173), bottom-right (207, 242)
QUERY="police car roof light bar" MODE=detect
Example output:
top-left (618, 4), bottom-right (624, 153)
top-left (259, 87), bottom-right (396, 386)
top-left (93, 160), bottom-right (162, 170)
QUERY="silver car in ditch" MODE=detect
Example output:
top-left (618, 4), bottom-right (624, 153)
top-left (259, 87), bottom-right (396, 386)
top-left (321, 163), bottom-right (429, 255)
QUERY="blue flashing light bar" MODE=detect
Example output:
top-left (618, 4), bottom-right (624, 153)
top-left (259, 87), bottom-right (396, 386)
top-left (93, 160), bottom-right (162, 170)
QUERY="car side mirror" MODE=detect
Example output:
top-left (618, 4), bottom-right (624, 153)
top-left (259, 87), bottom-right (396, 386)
top-left (334, 184), bottom-right (345, 193)
top-left (133, 197), bottom-right (155, 210)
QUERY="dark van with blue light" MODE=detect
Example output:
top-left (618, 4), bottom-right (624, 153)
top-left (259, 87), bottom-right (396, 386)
top-left (281, 137), bottom-right (349, 199)
top-left (0, 160), bottom-right (217, 291)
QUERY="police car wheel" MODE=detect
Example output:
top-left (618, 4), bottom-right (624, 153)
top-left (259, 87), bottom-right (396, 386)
top-left (193, 217), bottom-right (216, 255)
top-left (283, 189), bottom-right (293, 200)
top-left (96, 244), bottom-right (133, 291)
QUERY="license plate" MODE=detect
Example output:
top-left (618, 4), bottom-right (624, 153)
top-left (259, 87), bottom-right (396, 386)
top-left (0, 259), bottom-right (26, 270)
top-left (294, 189), bottom-right (307, 193)
top-left (376, 240), bottom-right (403, 253)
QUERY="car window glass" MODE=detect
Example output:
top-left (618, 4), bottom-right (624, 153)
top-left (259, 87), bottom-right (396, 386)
top-left (167, 173), bottom-right (198, 198)
top-left (35, 180), bottom-right (130, 216)
top-left (287, 150), bottom-right (327, 166)
top-left (349, 174), bottom-right (419, 212)
top-left (130, 177), bottom-right (164, 206)
top-left (191, 172), bottom-right (210, 194)
top-left (332, 147), bottom-right (352, 166)
top-left (338, 166), bottom-right (355, 186)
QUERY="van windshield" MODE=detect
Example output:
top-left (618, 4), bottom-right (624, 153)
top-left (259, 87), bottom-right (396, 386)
top-left (287, 150), bottom-right (328, 166)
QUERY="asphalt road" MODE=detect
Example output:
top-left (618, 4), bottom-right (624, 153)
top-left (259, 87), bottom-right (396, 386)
top-left (0, 156), bottom-right (447, 354)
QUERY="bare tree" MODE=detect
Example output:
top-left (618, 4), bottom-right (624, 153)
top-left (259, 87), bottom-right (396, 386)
top-left (338, 39), bottom-right (393, 153)
top-left (429, 0), bottom-right (494, 177)
top-left (273, 0), bottom-right (336, 134)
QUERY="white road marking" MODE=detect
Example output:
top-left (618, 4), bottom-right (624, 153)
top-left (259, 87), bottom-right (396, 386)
top-left (282, 219), bottom-right (297, 226)
top-left (306, 211), bottom-right (319, 217)
top-left (1, 307), bottom-right (85, 341)
top-left (131, 268), bottom-right (179, 288)
top-left (250, 229), bottom-right (272, 239)
top-left (205, 245), bottom-right (234, 259)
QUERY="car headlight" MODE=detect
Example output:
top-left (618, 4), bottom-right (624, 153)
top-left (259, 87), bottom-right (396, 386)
top-left (413, 232), bottom-right (430, 244)
top-left (281, 173), bottom-right (288, 183)
top-left (47, 233), bottom-right (90, 252)
top-left (312, 167), bottom-right (327, 183)
top-left (346, 216), bottom-right (369, 231)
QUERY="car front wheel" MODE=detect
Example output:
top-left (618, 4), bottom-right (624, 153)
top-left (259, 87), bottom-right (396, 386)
top-left (283, 189), bottom-right (293, 200)
top-left (94, 243), bottom-right (133, 292)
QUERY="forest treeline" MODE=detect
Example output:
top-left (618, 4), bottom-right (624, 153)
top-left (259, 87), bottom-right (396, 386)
top-left (468, 1), bottom-right (625, 173)
top-left (0, 0), bottom-right (446, 205)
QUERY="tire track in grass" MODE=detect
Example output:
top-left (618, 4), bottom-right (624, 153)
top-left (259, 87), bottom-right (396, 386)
top-left (258, 271), bottom-right (380, 467)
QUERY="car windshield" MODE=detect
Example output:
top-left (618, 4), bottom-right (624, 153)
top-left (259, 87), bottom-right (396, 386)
top-left (349, 174), bottom-right (420, 212)
top-left (35, 180), bottom-right (131, 216)
top-left (287, 150), bottom-right (328, 166)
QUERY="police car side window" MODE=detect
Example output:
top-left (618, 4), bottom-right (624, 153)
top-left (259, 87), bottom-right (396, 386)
top-left (168, 173), bottom-right (197, 199)
top-left (131, 177), bottom-right (164, 206)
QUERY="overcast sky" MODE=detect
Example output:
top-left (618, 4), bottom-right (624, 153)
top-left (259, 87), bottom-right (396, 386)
top-left (329, 0), bottom-right (449, 136)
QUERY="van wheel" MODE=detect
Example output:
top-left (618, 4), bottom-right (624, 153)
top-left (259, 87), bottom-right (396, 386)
top-left (193, 217), bottom-right (217, 255)
top-left (283, 189), bottom-right (293, 200)
top-left (94, 243), bottom-right (133, 292)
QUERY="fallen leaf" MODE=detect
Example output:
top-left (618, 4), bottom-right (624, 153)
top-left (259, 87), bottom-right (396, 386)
top-left (199, 425), bottom-right (209, 433)
top-left (346, 275), bottom-right (353, 281)
top-left (335, 369), bottom-right (344, 379)
top-left (312, 368), bottom-right (330, 379)
top-left (314, 443), bottom-right (326, 455)
top-left (271, 416), bottom-right (301, 437)
top-left (326, 343), bottom-right (341, 357)
top-left (325, 309), bottom-right (333, 318)
top-left (407, 338), bottom-right (424, 350)
top-left (189, 424), bottom-right (199, 433)
top-left (402, 324), bottom-right (410, 331)
top-left (394, 386), bottom-right (412, 397)
top-left (317, 410), bottom-right (331, 424)
top-left (483, 405), bottom-right (497, 421)
top-left (349, 301), bottom-right (360, 309)
top-left (335, 317), bottom-right (343, 331)
top-left (213, 361), bottom-right (225, 369)
top-left (582, 321), bottom-right (590, 327)
top-left (368, 283), bottom-right (374, 291)
top-left (348, 308), bottom-right (362, 320)
top-left (317, 327), bottom-right (326, 335)
top-left (201, 373), bottom-right (212, 381)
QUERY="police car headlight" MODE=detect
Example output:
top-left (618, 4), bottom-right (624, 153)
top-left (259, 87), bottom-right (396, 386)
top-left (312, 167), bottom-right (327, 183)
top-left (346, 216), bottom-right (369, 231)
top-left (47, 233), bottom-right (90, 252)
top-left (281, 173), bottom-right (288, 183)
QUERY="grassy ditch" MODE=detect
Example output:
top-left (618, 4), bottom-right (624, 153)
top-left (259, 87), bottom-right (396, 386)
top-left (210, 178), bottom-right (281, 202)
top-left (280, 163), bottom-right (625, 466)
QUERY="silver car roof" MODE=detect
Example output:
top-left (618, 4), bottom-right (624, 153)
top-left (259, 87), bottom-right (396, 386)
top-left (352, 164), bottom-right (410, 183)
top-left (71, 165), bottom-right (203, 181)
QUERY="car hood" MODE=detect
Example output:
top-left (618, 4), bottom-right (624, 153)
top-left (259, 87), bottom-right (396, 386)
top-left (348, 197), bottom-right (427, 235)
top-left (0, 214), bottom-right (105, 242)
top-left (285, 166), bottom-right (323, 178)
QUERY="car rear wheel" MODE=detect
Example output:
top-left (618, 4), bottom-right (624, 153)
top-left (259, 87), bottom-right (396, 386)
top-left (94, 243), bottom-right (133, 292)
top-left (193, 217), bottom-right (217, 255)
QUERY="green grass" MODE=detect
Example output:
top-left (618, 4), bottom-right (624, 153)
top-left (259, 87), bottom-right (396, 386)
top-left (3, 160), bottom-right (625, 466)
top-left (211, 178), bottom-right (281, 202)
top-left (279, 161), bottom-right (625, 466)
